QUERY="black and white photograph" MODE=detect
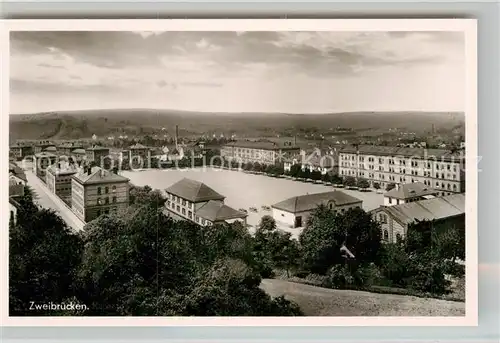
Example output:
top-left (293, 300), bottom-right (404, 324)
top-left (4, 20), bottom-right (477, 323)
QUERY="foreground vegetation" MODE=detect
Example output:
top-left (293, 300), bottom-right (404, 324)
top-left (10, 185), bottom-right (465, 316)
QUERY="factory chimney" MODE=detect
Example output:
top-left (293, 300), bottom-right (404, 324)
top-left (175, 125), bottom-right (179, 149)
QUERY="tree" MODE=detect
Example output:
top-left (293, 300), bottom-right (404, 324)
top-left (343, 176), bottom-right (356, 187)
top-left (289, 164), bottom-right (302, 178)
top-left (299, 206), bottom-right (381, 275)
top-left (373, 182), bottom-right (381, 190)
top-left (10, 208), bottom-right (84, 315)
top-left (310, 170), bottom-right (322, 181)
top-left (357, 178), bottom-right (370, 189)
top-left (385, 183), bottom-right (396, 192)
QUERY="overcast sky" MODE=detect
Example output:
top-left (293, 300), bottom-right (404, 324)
top-left (10, 31), bottom-right (465, 114)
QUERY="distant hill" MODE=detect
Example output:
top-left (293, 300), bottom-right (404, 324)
top-left (8, 108), bottom-right (465, 141)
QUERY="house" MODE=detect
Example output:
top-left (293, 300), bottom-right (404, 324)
top-left (9, 177), bottom-right (25, 225)
top-left (85, 145), bottom-right (111, 165)
top-left (370, 193), bottom-right (465, 243)
top-left (127, 143), bottom-right (151, 168)
top-left (71, 166), bottom-right (130, 222)
top-left (383, 182), bottom-right (439, 206)
top-left (339, 145), bottom-right (464, 195)
top-left (271, 191), bottom-right (363, 229)
top-left (284, 147), bottom-right (339, 175)
top-left (33, 152), bottom-right (57, 181)
top-left (221, 140), bottom-right (300, 165)
top-left (164, 178), bottom-right (247, 226)
top-left (58, 142), bottom-right (85, 156)
top-left (46, 161), bottom-right (79, 205)
top-left (9, 162), bottom-right (27, 185)
top-left (34, 141), bottom-right (55, 154)
top-left (70, 148), bottom-right (87, 164)
top-left (9, 143), bottom-right (33, 160)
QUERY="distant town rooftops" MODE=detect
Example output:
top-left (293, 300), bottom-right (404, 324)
top-left (34, 152), bottom-right (57, 158)
top-left (129, 143), bottom-right (149, 150)
top-left (225, 140), bottom-right (299, 151)
top-left (86, 145), bottom-right (110, 151)
top-left (385, 182), bottom-right (439, 200)
top-left (378, 193), bottom-right (465, 226)
top-left (272, 190), bottom-right (362, 213)
top-left (72, 148), bottom-right (86, 154)
top-left (58, 142), bottom-right (84, 148)
top-left (196, 200), bottom-right (247, 222)
top-left (72, 166), bottom-right (129, 185)
top-left (166, 178), bottom-right (225, 203)
top-left (35, 140), bottom-right (54, 147)
top-left (339, 145), bottom-right (462, 161)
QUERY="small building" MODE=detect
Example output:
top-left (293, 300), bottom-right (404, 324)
top-left (128, 143), bottom-right (151, 169)
top-left (34, 141), bottom-right (56, 154)
top-left (9, 143), bottom-right (33, 160)
top-left (70, 148), bottom-right (87, 164)
top-left (46, 161), bottom-right (79, 205)
top-left (384, 182), bottom-right (439, 206)
top-left (370, 193), bottom-right (465, 243)
top-left (9, 177), bottom-right (25, 225)
top-left (33, 152), bottom-right (57, 181)
top-left (164, 178), bottom-right (247, 226)
top-left (71, 166), bottom-right (130, 222)
top-left (85, 145), bottom-right (111, 166)
top-left (9, 162), bottom-right (27, 185)
top-left (271, 190), bottom-right (363, 229)
top-left (58, 142), bottom-right (85, 156)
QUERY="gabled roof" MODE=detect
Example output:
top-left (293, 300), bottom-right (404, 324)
top-left (385, 182), bottom-right (439, 200)
top-left (129, 143), bottom-right (148, 150)
top-left (86, 145), bottom-right (110, 151)
top-left (379, 193), bottom-right (465, 226)
top-left (165, 178), bottom-right (225, 203)
top-left (72, 166), bottom-right (129, 185)
top-left (196, 200), bottom-right (247, 222)
top-left (9, 179), bottom-right (25, 197)
top-left (72, 148), bottom-right (86, 154)
top-left (43, 146), bottom-right (57, 152)
top-left (9, 163), bottom-right (27, 183)
top-left (272, 190), bottom-right (362, 213)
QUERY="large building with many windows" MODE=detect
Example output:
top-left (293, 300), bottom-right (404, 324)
top-left (339, 145), bottom-right (465, 196)
top-left (71, 166), bottom-right (130, 222)
top-left (221, 140), bottom-right (300, 165)
top-left (46, 162), bottom-right (79, 205)
top-left (164, 178), bottom-right (247, 226)
top-left (85, 145), bottom-right (111, 166)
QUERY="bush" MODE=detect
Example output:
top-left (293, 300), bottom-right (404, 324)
top-left (325, 265), bottom-right (355, 289)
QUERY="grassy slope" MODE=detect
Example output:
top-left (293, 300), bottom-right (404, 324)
top-left (260, 278), bottom-right (465, 316)
top-left (9, 109), bottom-right (465, 141)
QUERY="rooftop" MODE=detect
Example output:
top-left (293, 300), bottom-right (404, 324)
top-left (9, 163), bottom-right (27, 183)
top-left (86, 145), bottom-right (110, 151)
top-left (129, 143), bottom-right (149, 150)
top-left (385, 182), bottom-right (439, 200)
top-left (47, 162), bottom-right (79, 175)
top-left (58, 142), bottom-right (84, 148)
top-left (34, 152), bottom-right (57, 158)
top-left (272, 190), bottom-right (362, 213)
top-left (72, 166), bottom-right (129, 185)
top-left (339, 145), bottom-right (462, 161)
top-left (43, 146), bottom-right (57, 152)
top-left (196, 200), bottom-right (247, 222)
top-left (224, 140), bottom-right (299, 151)
top-left (9, 178), bottom-right (25, 197)
top-left (165, 178), bottom-right (225, 203)
top-left (72, 148), bottom-right (86, 154)
top-left (380, 193), bottom-right (465, 226)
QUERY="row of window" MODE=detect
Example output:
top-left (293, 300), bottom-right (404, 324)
top-left (97, 185), bottom-right (117, 195)
top-left (96, 196), bottom-right (118, 205)
top-left (340, 168), bottom-right (459, 181)
top-left (341, 155), bottom-right (460, 170)
top-left (168, 194), bottom-right (194, 209)
top-left (167, 201), bottom-right (211, 226)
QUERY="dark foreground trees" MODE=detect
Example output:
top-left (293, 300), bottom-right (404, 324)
top-left (9, 189), bottom-right (303, 316)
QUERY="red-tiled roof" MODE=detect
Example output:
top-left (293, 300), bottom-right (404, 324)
top-left (272, 191), bottom-right (362, 213)
top-left (166, 178), bottom-right (225, 203)
top-left (196, 200), bottom-right (247, 222)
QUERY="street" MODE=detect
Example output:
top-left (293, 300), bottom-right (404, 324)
top-left (24, 168), bottom-right (85, 232)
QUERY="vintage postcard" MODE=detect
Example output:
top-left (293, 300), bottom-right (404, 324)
top-left (1, 19), bottom-right (477, 326)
